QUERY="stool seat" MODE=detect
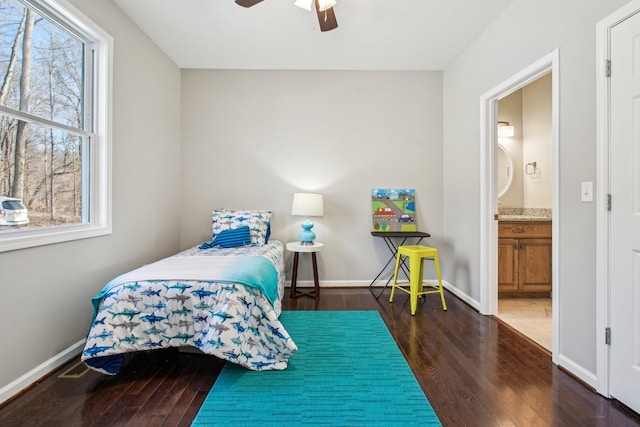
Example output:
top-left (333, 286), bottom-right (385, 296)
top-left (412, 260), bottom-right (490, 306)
top-left (389, 245), bottom-right (447, 315)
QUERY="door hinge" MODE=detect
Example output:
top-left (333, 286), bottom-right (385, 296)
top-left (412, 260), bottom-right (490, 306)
top-left (605, 327), bottom-right (611, 345)
top-left (606, 60), bottom-right (611, 78)
top-left (607, 194), bottom-right (612, 211)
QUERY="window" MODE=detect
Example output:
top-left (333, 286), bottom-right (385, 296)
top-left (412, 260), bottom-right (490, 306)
top-left (0, 0), bottom-right (111, 252)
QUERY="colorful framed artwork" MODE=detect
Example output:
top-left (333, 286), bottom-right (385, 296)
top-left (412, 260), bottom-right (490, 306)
top-left (371, 188), bottom-right (416, 232)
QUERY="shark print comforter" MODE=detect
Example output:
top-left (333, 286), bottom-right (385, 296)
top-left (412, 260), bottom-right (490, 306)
top-left (82, 240), bottom-right (298, 374)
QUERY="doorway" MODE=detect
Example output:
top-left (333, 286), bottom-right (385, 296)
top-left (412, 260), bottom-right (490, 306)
top-left (495, 74), bottom-right (553, 352)
top-left (479, 49), bottom-right (560, 364)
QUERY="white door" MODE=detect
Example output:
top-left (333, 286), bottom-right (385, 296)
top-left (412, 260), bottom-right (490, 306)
top-left (609, 10), bottom-right (640, 415)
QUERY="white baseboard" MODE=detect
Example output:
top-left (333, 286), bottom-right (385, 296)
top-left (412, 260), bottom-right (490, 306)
top-left (440, 281), bottom-right (481, 311)
top-left (0, 339), bottom-right (86, 405)
top-left (557, 353), bottom-right (598, 390)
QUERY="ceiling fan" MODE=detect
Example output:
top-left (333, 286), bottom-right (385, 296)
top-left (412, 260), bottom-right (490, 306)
top-left (235, 0), bottom-right (338, 32)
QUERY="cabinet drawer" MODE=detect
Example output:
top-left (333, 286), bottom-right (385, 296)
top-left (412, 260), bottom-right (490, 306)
top-left (498, 221), bottom-right (551, 239)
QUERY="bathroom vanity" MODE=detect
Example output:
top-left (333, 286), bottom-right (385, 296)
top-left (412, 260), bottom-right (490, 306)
top-left (498, 216), bottom-right (552, 296)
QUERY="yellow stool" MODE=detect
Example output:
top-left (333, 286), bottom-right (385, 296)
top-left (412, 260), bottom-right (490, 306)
top-left (389, 245), bottom-right (447, 315)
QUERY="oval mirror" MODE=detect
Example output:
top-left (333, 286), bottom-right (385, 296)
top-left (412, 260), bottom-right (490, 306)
top-left (497, 143), bottom-right (513, 199)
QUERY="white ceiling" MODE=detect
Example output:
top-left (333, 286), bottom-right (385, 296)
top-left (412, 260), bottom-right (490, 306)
top-left (113, 0), bottom-right (515, 71)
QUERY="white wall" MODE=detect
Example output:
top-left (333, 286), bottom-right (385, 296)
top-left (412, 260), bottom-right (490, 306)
top-left (180, 70), bottom-right (444, 283)
top-left (0, 0), bottom-right (181, 397)
top-left (442, 0), bottom-right (629, 382)
top-left (522, 73), bottom-right (553, 208)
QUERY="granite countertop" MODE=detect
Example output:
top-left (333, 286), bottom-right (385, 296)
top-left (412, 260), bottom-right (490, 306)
top-left (497, 207), bottom-right (552, 222)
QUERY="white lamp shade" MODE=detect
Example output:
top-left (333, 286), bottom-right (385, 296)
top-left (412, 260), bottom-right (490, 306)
top-left (294, 0), bottom-right (313, 11)
top-left (291, 193), bottom-right (324, 217)
top-left (316, 0), bottom-right (336, 12)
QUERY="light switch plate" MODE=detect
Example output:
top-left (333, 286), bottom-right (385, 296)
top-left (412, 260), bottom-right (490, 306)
top-left (581, 181), bottom-right (593, 202)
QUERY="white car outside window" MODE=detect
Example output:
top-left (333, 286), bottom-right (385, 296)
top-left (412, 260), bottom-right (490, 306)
top-left (0, 196), bottom-right (29, 227)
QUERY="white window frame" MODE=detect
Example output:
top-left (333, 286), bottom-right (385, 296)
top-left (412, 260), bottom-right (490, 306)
top-left (0, 0), bottom-right (112, 252)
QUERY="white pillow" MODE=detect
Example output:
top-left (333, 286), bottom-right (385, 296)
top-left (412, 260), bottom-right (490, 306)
top-left (211, 209), bottom-right (272, 245)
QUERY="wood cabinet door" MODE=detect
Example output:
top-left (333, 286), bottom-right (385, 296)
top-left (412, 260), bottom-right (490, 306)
top-left (518, 238), bottom-right (552, 292)
top-left (498, 239), bottom-right (518, 291)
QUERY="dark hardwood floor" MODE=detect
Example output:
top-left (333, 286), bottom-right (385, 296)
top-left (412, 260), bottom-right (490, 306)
top-left (1, 288), bottom-right (639, 426)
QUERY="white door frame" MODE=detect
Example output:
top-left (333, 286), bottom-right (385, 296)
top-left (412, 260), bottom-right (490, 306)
top-left (595, 0), bottom-right (640, 398)
top-left (479, 49), bottom-right (560, 365)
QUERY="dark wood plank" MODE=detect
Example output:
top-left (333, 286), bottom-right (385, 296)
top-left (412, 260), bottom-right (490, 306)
top-left (0, 288), bottom-right (639, 426)
top-left (314, 1), bottom-right (338, 32)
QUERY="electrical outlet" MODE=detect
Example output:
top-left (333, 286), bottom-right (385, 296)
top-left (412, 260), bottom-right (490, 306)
top-left (581, 181), bottom-right (593, 202)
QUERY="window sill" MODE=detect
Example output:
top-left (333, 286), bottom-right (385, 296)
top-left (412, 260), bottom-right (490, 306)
top-left (0, 223), bottom-right (112, 253)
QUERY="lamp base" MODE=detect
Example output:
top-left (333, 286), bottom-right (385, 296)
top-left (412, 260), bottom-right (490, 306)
top-left (298, 217), bottom-right (316, 245)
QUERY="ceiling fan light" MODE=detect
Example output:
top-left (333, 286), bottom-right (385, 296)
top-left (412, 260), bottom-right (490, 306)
top-left (294, 0), bottom-right (313, 11)
top-left (316, 0), bottom-right (336, 12)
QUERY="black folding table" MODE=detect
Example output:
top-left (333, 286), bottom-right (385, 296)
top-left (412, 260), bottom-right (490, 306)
top-left (368, 231), bottom-right (431, 299)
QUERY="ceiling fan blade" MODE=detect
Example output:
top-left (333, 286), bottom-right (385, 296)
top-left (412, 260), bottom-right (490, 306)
top-left (315, 4), bottom-right (338, 32)
top-left (235, 0), bottom-right (265, 8)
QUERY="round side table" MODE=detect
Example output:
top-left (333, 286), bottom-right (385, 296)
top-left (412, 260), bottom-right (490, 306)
top-left (286, 241), bottom-right (324, 300)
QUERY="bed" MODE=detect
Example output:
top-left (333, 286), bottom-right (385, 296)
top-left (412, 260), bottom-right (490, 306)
top-left (82, 209), bottom-right (298, 374)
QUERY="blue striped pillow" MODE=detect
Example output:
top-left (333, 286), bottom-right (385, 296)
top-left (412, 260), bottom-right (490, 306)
top-left (200, 225), bottom-right (251, 249)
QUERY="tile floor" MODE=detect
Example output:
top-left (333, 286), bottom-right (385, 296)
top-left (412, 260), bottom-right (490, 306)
top-left (496, 298), bottom-right (552, 352)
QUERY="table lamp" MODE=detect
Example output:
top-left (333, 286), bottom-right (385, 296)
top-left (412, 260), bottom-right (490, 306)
top-left (291, 192), bottom-right (324, 245)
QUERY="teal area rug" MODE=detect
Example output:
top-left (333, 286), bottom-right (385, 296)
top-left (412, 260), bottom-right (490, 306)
top-left (192, 310), bottom-right (441, 426)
